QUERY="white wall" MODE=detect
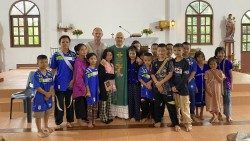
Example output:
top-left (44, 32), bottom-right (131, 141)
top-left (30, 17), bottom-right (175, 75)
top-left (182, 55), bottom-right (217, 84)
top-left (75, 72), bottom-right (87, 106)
top-left (0, 0), bottom-right (58, 71)
top-left (61, 0), bottom-right (166, 41)
top-left (0, 0), bottom-right (250, 71)
top-left (169, 0), bottom-right (250, 61)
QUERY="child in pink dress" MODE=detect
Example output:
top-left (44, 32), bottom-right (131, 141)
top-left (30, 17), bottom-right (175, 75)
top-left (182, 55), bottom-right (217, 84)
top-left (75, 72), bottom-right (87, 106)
top-left (205, 57), bottom-right (225, 123)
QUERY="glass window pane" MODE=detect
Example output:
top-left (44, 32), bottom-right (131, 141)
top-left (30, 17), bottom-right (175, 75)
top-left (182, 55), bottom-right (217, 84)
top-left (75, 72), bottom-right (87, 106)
top-left (15, 1), bottom-right (24, 14)
top-left (186, 6), bottom-right (197, 15)
top-left (28, 6), bottom-right (39, 15)
top-left (200, 2), bottom-right (208, 13)
top-left (206, 17), bottom-right (210, 25)
top-left (206, 26), bottom-right (210, 34)
top-left (201, 26), bottom-right (205, 34)
top-left (248, 35), bottom-right (250, 42)
top-left (28, 27), bottom-right (33, 35)
top-left (193, 35), bottom-right (197, 43)
top-left (242, 43), bottom-right (247, 51)
top-left (24, 1), bottom-right (34, 13)
top-left (34, 27), bottom-right (39, 35)
top-left (247, 43), bottom-right (250, 51)
top-left (193, 17), bottom-right (197, 25)
top-left (201, 17), bottom-right (206, 25)
top-left (28, 18), bottom-right (33, 26)
top-left (187, 35), bottom-right (191, 43)
top-left (243, 35), bottom-right (247, 42)
top-left (13, 27), bottom-right (19, 36)
top-left (243, 26), bottom-right (247, 34)
top-left (20, 37), bottom-right (25, 45)
top-left (29, 37), bottom-right (34, 45)
top-left (10, 6), bottom-right (23, 15)
top-left (13, 18), bottom-right (18, 26)
top-left (187, 17), bottom-right (192, 25)
top-left (242, 16), bottom-right (250, 24)
top-left (206, 35), bottom-right (210, 43)
top-left (191, 2), bottom-right (200, 13)
top-left (187, 26), bottom-right (192, 34)
top-left (33, 18), bottom-right (39, 26)
top-left (248, 27), bottom-right (250, 34)
top-left (193, 26), bottom-right (197, 34)
top-left (202, 7), bottom-right (213, 14)
top-left (19, 18), bottom-right (24, 26)
top-left (19, 27), bottom-right (24, 35)
top-left (14, 37), bottom-right (19, 45)
top-left (201, 35), bottom-right (206, 43)
top-left (34, 36), bottom-right (39, 44)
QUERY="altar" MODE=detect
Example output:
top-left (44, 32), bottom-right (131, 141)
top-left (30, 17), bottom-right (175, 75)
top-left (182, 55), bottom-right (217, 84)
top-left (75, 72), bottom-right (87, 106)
top-left (70, 37), bottom-right (159, 50)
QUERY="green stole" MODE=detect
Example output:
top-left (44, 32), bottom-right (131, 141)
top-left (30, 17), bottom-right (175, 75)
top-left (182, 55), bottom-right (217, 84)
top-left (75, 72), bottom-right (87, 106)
top-left (108, 45), bottom-right (128, 106)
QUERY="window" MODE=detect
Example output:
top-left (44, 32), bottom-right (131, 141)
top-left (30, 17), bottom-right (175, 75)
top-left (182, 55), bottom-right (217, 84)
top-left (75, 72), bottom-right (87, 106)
top-left (185, 1), bottom-right (213, 45)
top-left (9, 0), bottom-right (41, 47)
top-left (241, 11), bottom-right (250, 52)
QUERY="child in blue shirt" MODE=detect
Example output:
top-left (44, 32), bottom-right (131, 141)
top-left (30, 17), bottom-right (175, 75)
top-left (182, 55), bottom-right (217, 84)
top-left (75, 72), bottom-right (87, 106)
top-left (127, 46), bottom-right (141, 122)
top-left (183, 42), bottom-right (198, 122)
top-left (33, 55), bottom-right (54, 138)
top-left (50, 35), bottom-right (76, 128)
top-left (85, 53), bottom-right (99, 128)
top-left (138, 52), bottom-right (154, 123)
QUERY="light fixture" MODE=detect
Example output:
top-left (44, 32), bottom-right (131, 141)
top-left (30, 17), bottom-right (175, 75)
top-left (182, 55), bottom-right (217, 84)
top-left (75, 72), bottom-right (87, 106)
top-left (155, 20), bottom-right (175, 31)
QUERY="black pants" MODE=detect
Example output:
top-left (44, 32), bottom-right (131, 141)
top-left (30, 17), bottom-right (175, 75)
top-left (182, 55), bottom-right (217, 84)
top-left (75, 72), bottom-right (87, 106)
top-left (74, 96), bottom-right (87, 120)
top-left (128, 84), bottom-right (141, 120)
top-left (153, 87), bottom-right (179, 126)
top-left (141, 98), bottom-right (154, 119)
top-left (54, 90), bottom-right (74, 125)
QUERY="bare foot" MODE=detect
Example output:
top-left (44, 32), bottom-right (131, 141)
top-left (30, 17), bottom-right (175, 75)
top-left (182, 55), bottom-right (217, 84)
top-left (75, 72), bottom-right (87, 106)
top-left (174, 125), bottom-right (181, 132)
top-left (37, 130), bottom-right (49, 138)
top-left (130, 118), bottom-right (135, 122)
top-left (87, 123), bottom-right (94, 128)
top-left (154, 122), bottom-right (161, 128)
top-left (185, 124), bottom-right (192, 132)
top-left (141, 118), bottom-right (147, 123)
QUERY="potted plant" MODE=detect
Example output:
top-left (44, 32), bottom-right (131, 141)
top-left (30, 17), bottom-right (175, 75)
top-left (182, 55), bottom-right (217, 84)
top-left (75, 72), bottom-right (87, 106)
top-left (72, 29), bottom-right (83, 38)
top-left (233, 59), bottom-right (240, 71)
top-left (141, 28), bottom-right (153, 36)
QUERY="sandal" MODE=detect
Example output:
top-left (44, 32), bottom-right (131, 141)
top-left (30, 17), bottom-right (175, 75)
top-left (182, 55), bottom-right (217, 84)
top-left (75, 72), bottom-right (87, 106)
top-left (55, 124), bottom-right (63, 130)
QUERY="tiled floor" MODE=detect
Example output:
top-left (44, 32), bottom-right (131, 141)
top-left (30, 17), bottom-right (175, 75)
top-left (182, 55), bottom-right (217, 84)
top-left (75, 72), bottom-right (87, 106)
top-left (0, 105), bottom-right (249, 141)
top-left (0, 69), bottom-right (250, 140)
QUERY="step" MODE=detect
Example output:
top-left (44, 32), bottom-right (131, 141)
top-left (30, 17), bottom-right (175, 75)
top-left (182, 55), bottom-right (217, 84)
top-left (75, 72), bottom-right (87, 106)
top-left (0, 89), bottom-right (24, 99)
top-left (231, 92), bottom-right (250, 105)
top-left (0, 98), bottom-right (24, 112)
top-left (232, 84), bottom-right (250, 92)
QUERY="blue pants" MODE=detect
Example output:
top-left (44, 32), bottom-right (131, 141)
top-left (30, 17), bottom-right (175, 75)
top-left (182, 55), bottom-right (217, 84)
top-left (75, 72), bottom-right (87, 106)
top-left (188, 83), bottom-right (196, 115)
top-left (223, 89), bottom-right (232, 117)
top-left (128, 84), bottom-right (141, 120)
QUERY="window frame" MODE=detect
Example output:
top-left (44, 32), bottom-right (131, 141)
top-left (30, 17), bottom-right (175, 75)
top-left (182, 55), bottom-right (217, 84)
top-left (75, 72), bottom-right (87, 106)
top-left (9, 0), bottom-right (41, 48)
top-left (185, 0), bottom-right (213, 45)
top-left (241, 10), bottom-right (250, 52)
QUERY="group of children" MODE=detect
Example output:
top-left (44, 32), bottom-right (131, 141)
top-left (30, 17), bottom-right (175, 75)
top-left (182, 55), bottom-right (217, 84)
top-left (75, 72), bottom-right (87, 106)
top-left (32, 37), bottom-right (233, 137)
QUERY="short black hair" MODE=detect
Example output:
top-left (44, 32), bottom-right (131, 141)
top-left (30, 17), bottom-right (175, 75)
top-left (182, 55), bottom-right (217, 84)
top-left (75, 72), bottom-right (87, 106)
top-left (131, 40), bottom-right (141, 46)
top-left (37, 55), bottom-right (47, 61)
top-left (214, 46), bottom-right (226, 57)
top-left (143, 52), bottom-right (153, 57)
top-left (194, 50), bottom-right (205, 61)
top-left (166, 43), bottom-right (173, 46)
top-left (207, 57), bottom-right (218, 68)
top-left (101, 48), bottom-right (113, 62)
top-left (86, 53), bottom-right (97, 60)
top-left (158, 43), bottom-right (166, 48)
top-left (128, 45), bottom-right (138, 52)
top-left (182, 42), bottom-right (191, 46)
top-left (173, 43), bottom-right (184, 48)
top-left (152, 43), bottom-right (158, 46)
top-left (74, 43), bottom-right (86, 55)
top-left (59, 35), bottom-right (71, 44)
